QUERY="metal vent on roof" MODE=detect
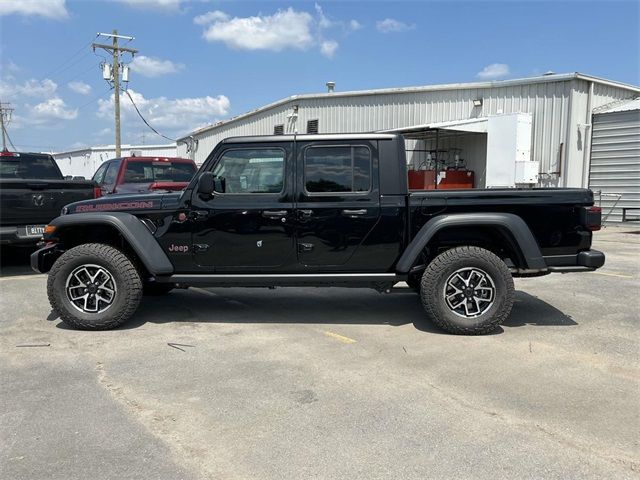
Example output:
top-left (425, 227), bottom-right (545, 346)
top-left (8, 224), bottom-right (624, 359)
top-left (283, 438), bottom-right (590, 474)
top-left (273, 124), bottom-right (284, 135)
top-left (307, 119), bottom-right (319, 134)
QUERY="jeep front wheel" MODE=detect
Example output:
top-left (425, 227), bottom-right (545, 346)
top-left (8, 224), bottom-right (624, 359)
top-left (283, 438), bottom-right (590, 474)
top-left (47, 243), bottom-right (143, 330)
top-left (420, 246), bottom-right (514, 335)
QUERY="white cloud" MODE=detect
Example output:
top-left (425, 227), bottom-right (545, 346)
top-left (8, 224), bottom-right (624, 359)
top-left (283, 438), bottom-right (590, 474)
top-left (68, 81), bottom-right (92, 95)
top-left (129, 55), bottom-right (184, 78)
top-left (194, 10), bottom-right (228, 25)
top-left (118, 0), bottom-right (182, 12)
top-left (320, 40), bottom-right (338, 59)
top-left (30, 97), bottom-right (78, 123)
top-left (0, 0), bottom-right (68, 19)
top-left (0, 78), bottom-right (58, 99)
top-left (477, 63), bottom-right (510, 80)
top-left (195, 5), bottom-right (358, 59)
top-left (349, 19), bottom-right (362, 31)
top-left (376, 18), bottom-right (415, 33)
top-left (98, 89), bottom-right (230, 132)
top-left (199, 8), bottom-right (314, 52)
top-left (314, 3), bottom-right (332, 29)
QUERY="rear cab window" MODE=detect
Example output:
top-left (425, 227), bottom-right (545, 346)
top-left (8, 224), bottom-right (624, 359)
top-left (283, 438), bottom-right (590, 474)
top-left (123, 160), bottom-right (196, 183)
top-left (0, 153), bottom-right (63, 180)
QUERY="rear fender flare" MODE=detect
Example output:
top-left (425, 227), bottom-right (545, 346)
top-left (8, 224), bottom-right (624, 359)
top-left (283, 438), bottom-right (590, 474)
top-left (46, 212), bottom-right (174, 275)
top-left (395, 213), bottom-right (546, 273)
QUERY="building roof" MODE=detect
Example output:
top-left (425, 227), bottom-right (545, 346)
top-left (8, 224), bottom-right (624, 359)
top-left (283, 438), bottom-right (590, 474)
top-left (594, 97), bottom-right (640, 114)
top-left (53, 143), bottom-right (176, 156)
top-left (179, 72), bottom-right (640, 141)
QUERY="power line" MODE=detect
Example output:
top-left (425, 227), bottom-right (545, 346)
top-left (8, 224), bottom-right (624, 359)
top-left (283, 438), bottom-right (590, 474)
top-left (77, 86), bottom-right (113, 111)
top-left (42, 35), bottom-right (99, 79)
top-left (123, 88), bottom-right (176, 142)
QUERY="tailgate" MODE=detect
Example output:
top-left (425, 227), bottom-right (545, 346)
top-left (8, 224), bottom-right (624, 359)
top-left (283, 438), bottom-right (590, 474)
top-left (0, 180), bottom-right (94, 226)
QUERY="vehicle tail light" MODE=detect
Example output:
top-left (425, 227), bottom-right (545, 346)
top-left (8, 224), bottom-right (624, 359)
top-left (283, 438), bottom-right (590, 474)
top-left (93, 186), bottom-right (102, 198)
top-left (581, 206), bottom-right (602, 231)
top-left (0, 150), bottom-right (19, 157)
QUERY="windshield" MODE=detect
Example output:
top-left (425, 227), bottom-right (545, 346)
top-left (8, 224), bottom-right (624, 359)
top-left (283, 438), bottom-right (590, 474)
top-left (123, 161), bottom-right (196, 184)
top-left (0, 154), bottom-right (62, 180)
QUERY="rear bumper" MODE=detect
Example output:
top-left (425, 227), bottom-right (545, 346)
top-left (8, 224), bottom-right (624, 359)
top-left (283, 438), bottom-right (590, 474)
top-left (545, 249), bottom-right (605, 273)
top-left (30, 244), bottom-right (62, 274)
top-left (0, 226), bottom-right (44, 246)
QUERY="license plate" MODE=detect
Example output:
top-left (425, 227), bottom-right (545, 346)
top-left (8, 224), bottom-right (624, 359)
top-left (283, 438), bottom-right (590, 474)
top-left (26, 225), bottom-right (46, 236)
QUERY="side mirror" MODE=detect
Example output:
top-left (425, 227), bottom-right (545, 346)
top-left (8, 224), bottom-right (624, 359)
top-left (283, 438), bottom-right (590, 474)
top-left (197, 172), bottom-right (215, 195)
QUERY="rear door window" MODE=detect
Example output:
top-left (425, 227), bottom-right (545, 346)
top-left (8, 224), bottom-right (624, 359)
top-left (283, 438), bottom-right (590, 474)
top-left (304, 146), bottom-right (371, 193)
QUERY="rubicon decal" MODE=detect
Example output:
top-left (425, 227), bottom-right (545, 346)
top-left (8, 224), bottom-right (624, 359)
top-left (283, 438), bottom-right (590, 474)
top-left (74, 201), bottom-right (156, 213)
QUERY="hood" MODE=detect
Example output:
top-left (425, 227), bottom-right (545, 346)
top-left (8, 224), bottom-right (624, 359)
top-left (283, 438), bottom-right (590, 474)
top-left (63, 191), bottom-right (183, 215)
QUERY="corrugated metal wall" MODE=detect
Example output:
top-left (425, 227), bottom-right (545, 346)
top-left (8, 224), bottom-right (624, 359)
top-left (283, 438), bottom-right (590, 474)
top-left (179, 78), bottom-right (635, 188)
top-left (589, 109), bottom-right (640, 223)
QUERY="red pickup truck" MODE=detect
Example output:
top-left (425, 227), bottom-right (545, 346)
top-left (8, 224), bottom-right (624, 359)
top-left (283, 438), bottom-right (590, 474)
top-left (91, 156), bottom-right (197, 196)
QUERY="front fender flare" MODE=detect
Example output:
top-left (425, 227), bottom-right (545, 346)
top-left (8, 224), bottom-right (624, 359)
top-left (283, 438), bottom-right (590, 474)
top-left (395, 213), bottom-right (546, 273)
top-left (46, 212), bottom-right (174, 275)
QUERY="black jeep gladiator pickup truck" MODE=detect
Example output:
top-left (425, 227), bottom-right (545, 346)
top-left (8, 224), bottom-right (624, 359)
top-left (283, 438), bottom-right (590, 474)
top-left (31, 133), bottom-right (604, 334)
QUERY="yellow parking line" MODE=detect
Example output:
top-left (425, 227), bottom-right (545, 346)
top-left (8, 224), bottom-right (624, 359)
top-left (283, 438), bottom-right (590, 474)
top-left (324, 331), bottom-right (357, 344)
top-left (591, 271), bottom-right (633, 279)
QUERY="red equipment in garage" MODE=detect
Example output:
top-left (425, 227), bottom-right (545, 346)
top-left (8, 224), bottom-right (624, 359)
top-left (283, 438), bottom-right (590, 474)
top-left (408, 169), bottom-right (474, 190)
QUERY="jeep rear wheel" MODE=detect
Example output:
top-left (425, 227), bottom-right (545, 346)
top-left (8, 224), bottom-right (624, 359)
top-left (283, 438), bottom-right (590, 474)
top-left (420, 246), bottom-right (514, 335)
top-left (47, 243), bottom-right (143, 330)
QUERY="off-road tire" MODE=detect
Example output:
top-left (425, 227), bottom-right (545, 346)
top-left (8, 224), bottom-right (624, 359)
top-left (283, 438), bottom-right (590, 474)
top-left (143, 282), bottom-right (175, 296)
top-left (47, 243), bottom-right (143, 330)
top-left (420, 246), bottom-right (514, 335)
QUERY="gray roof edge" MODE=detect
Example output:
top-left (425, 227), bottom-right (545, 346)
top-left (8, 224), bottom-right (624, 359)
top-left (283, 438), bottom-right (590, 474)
top-left (593, 97), bottom-right (640, 114)
top-left (180, 72), bottom-right (640, 141)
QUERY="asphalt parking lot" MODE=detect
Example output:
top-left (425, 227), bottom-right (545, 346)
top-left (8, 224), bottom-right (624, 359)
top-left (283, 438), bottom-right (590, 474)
top-left (1, 226), bottom-right (638, 480)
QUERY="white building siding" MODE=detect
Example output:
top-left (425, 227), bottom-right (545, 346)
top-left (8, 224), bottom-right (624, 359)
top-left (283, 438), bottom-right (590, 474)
top-left (589, 109), bottom-right (640, 223)
top-left (54, 144), bottom-right (178, 179)
top-left (179, 75), bottom-right (638, 188)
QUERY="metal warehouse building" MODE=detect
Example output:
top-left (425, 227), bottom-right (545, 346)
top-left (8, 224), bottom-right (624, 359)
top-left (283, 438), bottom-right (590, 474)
top-left (177, 72), bottom-right (639, 220)
top-left (588, 98), bottom-right (640, 223)
top-left (53, 143), bottom-right (177, 179)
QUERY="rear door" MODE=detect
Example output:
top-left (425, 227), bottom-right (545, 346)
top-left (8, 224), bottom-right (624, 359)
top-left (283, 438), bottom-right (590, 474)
top-left (294, 140), bottom-right (381, 268)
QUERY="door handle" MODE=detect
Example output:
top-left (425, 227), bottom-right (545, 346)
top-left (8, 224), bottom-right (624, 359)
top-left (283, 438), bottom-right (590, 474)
top-left (298, 209), bottom-right (313, 218)
top-left (262, 210), bottom-right (288, 218)
top-left (341, 209), bottom-right (367, 216)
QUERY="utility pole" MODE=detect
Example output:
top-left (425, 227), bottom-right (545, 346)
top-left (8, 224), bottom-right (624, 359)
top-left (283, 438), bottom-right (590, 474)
top-left (0, 101), bottom-right (14, 151)
top-left (92, 30), bottom-right (137, 157)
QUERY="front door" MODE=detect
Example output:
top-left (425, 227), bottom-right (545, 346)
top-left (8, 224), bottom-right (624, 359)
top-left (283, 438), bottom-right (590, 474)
top-left (295, 140), bottom-right (381, 269)
top-left (190, 143), bottom-right (296, 271)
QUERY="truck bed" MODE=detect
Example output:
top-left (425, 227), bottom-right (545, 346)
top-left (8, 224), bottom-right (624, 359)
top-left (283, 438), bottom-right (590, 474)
top-left (408, 188), bottom-right (595, 256)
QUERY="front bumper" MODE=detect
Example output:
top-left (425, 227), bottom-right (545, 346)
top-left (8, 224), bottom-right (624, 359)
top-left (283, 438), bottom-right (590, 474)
top-left (30, 244), bottom-right (62, 274)
top-left (545, 249), bottom-right (605, 273)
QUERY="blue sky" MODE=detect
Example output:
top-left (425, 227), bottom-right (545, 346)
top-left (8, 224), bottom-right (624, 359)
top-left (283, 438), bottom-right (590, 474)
top-left (0, 0), bottom-right (638, 153)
